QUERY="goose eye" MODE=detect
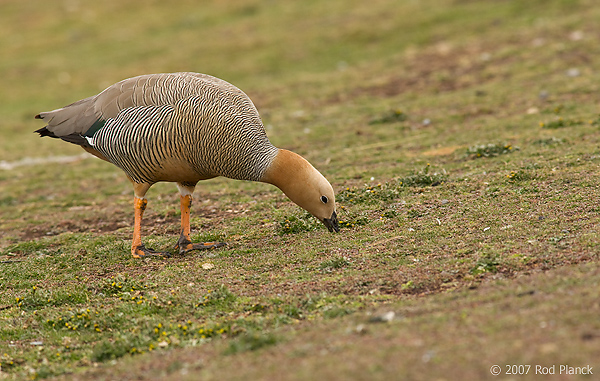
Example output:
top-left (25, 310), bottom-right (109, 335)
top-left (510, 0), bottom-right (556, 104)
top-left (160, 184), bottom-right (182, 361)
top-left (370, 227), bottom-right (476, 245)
top-left (320, 195), bottom-right (328, 204)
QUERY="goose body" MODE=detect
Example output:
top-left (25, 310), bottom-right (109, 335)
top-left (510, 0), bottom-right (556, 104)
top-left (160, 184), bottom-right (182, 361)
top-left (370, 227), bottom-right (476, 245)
top-left (36, 72), bottom-right (339, 258)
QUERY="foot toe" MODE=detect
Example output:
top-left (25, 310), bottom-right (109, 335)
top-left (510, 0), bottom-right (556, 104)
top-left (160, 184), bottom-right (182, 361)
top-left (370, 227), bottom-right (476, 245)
top-left (132, 245), bottom-right (172, 258)
top-left (179, 242), bottom-right (227, 255)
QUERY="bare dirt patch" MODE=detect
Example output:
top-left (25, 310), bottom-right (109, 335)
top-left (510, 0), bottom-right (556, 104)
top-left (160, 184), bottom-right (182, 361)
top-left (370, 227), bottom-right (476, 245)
top-left (327, 42), bottom-right (518, 104)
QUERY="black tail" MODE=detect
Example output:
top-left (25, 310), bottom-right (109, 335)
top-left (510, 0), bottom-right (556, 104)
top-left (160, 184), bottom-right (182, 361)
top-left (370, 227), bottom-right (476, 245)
top-left (34, 126), bottom-right (58, 138)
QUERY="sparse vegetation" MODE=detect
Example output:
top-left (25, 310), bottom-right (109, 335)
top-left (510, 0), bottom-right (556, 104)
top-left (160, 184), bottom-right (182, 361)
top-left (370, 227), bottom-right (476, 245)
top-left (337, 183), bottom-right (399, 205)
top-left (470, 254), bottom-right (500, 275)
top-left (337, 165), bottom-right (446, 205)
top-left (278, 213), bottom-right (321, 235)
top-left (368, 109), bottom-right (408, 125)
top-left (466, 143), bottom-right (517, 159)
top-left (505, 169), bottom-right (536, 183)
top-left (539, 117), bottom-right (584, 129)
top-left (396, 163), bottom-right (447, 187)
top-left (224, 332), bottom-right (279, 355)
top-left (532, 137), bottom-right (565, 146)
top-left (319, 257), bottom-right (350, 271)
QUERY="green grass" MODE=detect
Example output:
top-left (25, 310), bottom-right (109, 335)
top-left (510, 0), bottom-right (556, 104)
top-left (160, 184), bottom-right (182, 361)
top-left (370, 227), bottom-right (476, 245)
top-left (2, 0), bottom-right (600, 379)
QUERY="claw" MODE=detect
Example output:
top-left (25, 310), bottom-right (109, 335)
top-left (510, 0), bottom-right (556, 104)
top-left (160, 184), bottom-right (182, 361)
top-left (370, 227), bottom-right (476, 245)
top-left (131, 244), bottom-right (172, 259)
top-left (175, 235), bottom-right (226, 255)
top-left (179, 242), bottom-right (227, 255)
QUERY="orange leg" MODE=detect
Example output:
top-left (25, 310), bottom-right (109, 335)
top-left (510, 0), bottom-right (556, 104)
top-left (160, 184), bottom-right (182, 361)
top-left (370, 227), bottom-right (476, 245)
top-left (179, 194), bottom-right (193, 248)
top-left (131, 197), bottom-right (170, 258)
top-left (176, 194), bottom-right (226, 254)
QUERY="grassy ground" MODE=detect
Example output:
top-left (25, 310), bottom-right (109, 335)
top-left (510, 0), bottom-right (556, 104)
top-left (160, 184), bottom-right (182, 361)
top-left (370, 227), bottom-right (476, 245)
top-left (1, 0), bottom-right (600, 379)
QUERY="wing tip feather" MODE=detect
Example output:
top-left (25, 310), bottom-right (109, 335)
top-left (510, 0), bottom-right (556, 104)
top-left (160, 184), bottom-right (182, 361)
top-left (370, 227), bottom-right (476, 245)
top-left (34, 126), bottom-right (56, 138)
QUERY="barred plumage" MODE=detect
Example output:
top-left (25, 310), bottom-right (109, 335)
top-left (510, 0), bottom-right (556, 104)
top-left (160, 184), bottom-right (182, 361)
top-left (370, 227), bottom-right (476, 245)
top-left (37, 72), bottom-right (278, 184)
top-left (35, 72), bottom-right (339, 258)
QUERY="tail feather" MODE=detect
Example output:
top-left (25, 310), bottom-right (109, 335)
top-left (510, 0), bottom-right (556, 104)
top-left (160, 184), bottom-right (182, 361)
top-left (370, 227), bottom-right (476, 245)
top-left (34, 126), bottom-right (58, 138)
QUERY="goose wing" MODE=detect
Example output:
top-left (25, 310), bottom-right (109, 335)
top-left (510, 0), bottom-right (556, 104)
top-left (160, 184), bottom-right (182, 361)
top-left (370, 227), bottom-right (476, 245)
top-left (35, 72), bottom-right (251, 145)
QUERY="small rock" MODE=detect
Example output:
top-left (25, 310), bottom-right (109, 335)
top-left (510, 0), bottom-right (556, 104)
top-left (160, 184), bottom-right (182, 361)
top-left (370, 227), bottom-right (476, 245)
top-left (422, 350), bottom-right (436, 363)
top-left (569, 30), bottom-right (584, 41)
top-left (532, 37), bottom-right (545, 47)
top-left (201, 263), bottom-right (214, 270)
top-left (355, 324), bottom-right (367, 334)
top-left (369, 311), bottom-right (396, 323)
top-left (291, 110), bottom-right (305, 118)
top-left (540, 342), bottom-right (558, 354)
top-left (566, 68), bottom-right (580, 77)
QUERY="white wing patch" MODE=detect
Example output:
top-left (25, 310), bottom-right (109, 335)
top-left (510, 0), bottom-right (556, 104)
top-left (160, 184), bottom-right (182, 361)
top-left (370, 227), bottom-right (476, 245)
top-left (85, 136), bottom-right (95, 147)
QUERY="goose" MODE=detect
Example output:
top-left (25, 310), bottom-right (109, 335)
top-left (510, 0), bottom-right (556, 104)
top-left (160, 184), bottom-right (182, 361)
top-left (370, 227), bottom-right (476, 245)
top-left (35, 72), bottom-right (339, 258)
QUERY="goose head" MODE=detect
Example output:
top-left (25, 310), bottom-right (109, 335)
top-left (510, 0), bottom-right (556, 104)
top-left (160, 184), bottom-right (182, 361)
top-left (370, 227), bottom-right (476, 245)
top-left (262, 149), bottom-right (339, 232)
